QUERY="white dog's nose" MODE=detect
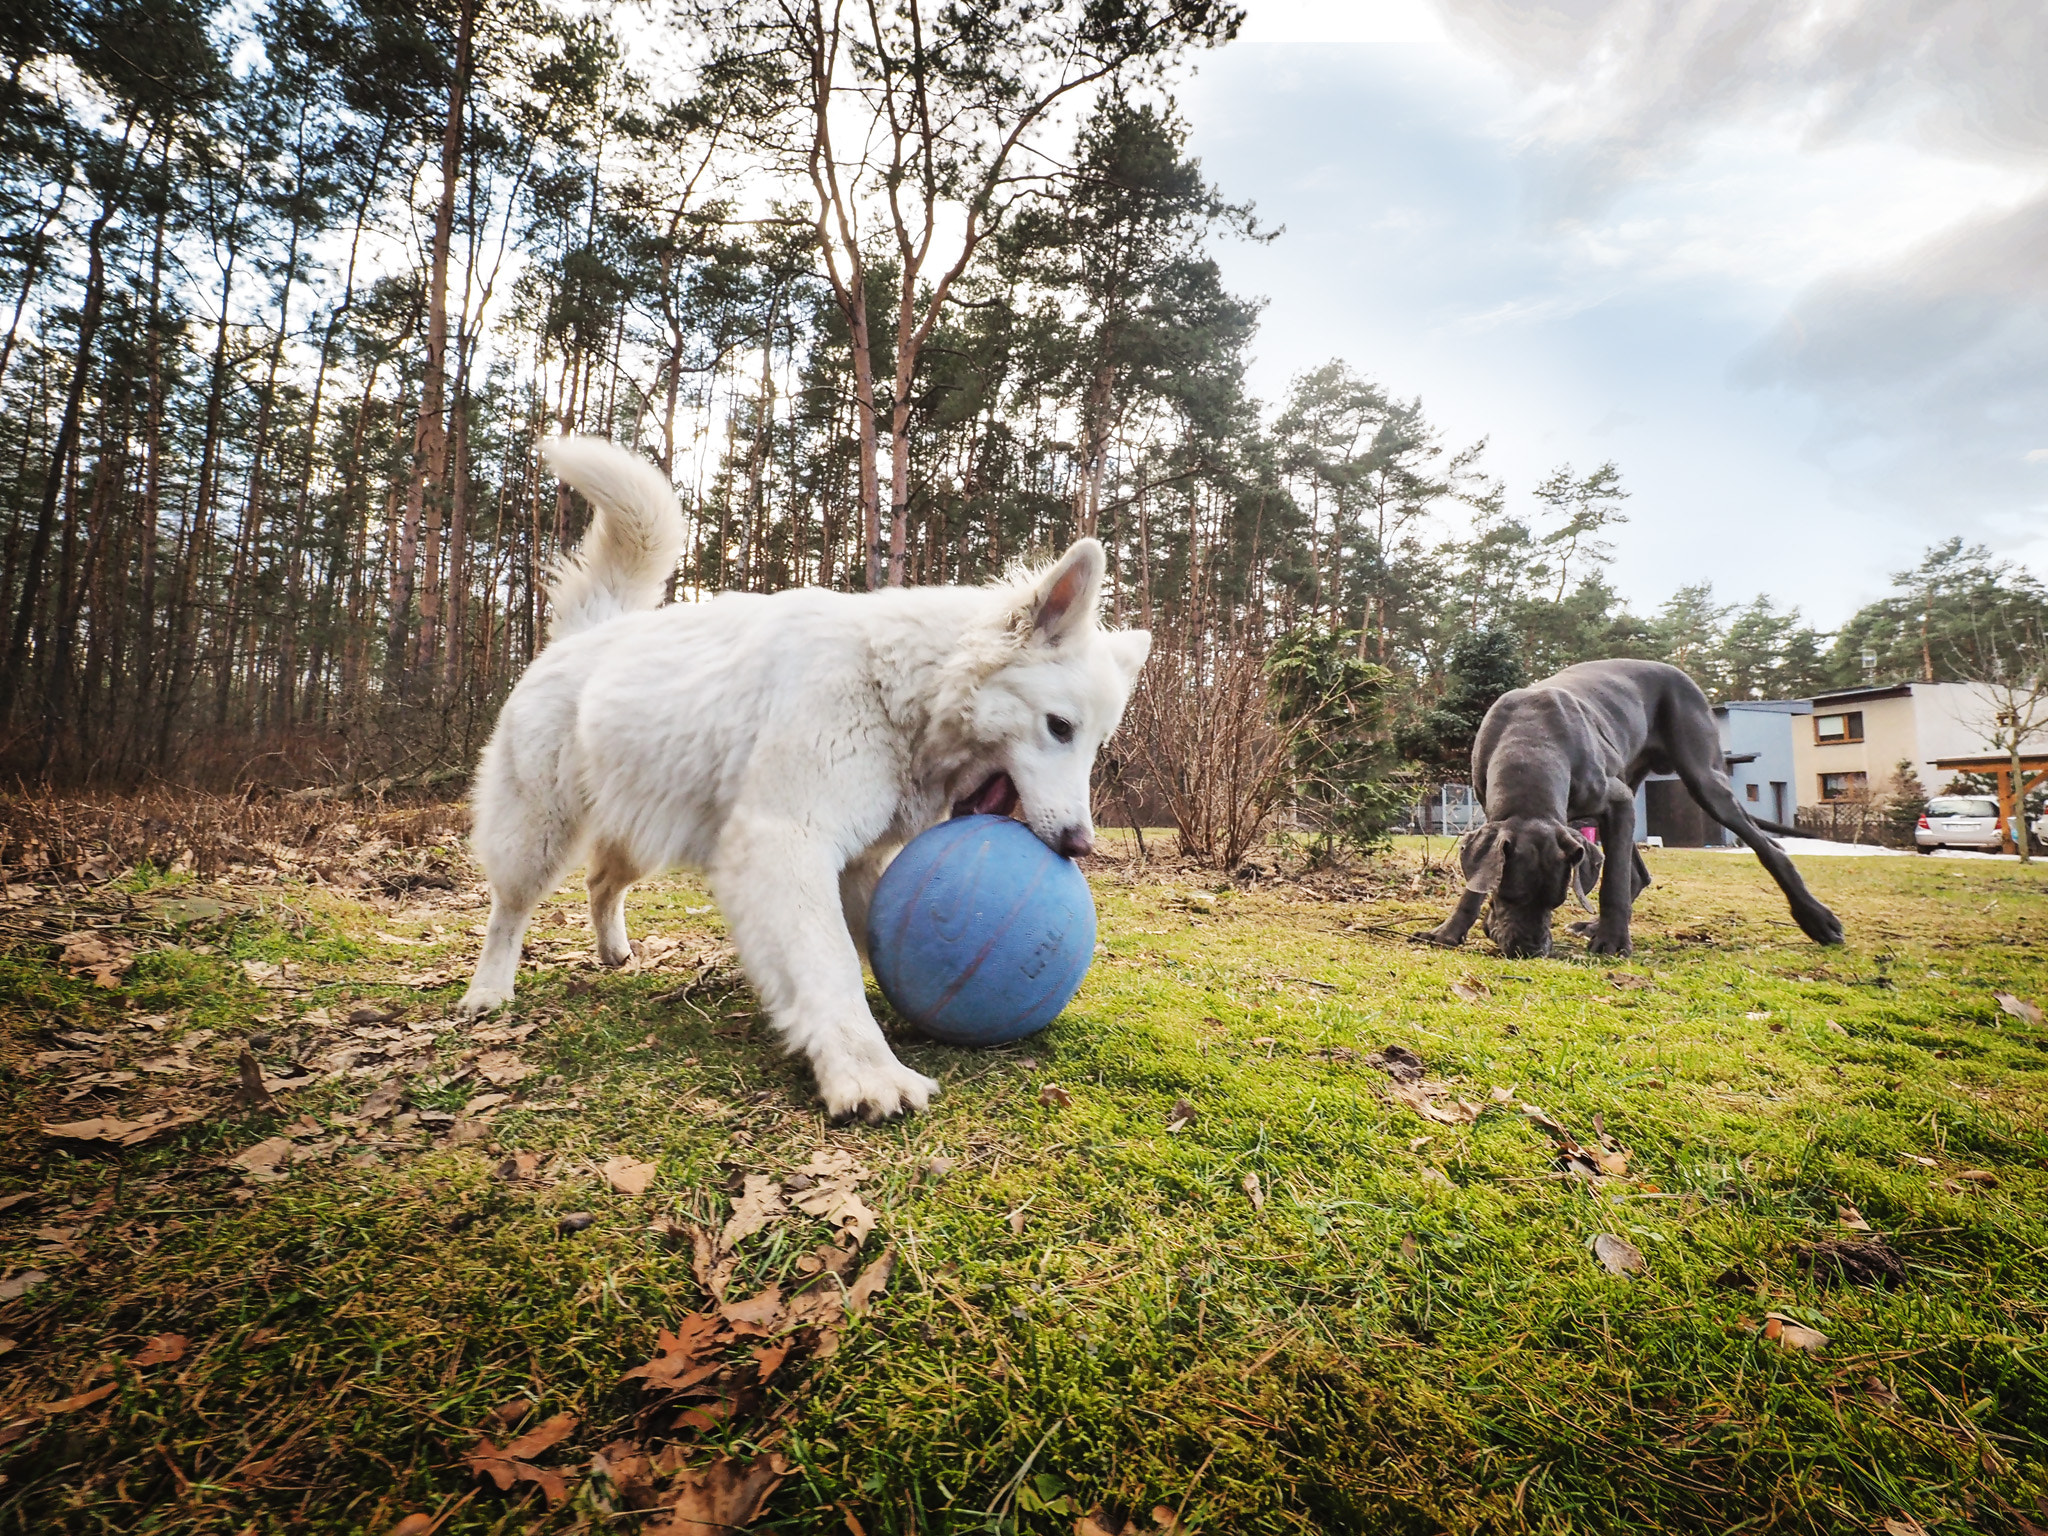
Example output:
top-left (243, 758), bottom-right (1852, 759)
top-left (1055, 826), bottom-right (1094, 859)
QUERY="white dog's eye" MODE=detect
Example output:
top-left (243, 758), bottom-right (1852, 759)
top-left (1046, 714), bottom-right (1074, 744)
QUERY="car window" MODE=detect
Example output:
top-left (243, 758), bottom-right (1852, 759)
top-left (1926, 798), bottom-right (1998, 818)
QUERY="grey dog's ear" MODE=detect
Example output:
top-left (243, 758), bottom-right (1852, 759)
top-left (1555, 826), bottom-right (1589, 865)
top-left (1460, 826), bottom-right (1509, 894)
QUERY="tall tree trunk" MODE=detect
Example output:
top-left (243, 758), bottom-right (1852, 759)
top-left (399, 0), bottom-right (474, 683)
top-left (217, 198), bottom-right (305, 728)
top-left (158, 182), bottom-right (246, 765)
top-left (130, 198), bottom-right (168, 728)
top-left (0, 118), bottom-right (140, 732)
top-left (278, 117), bottom-right (392, 735)
top-left (0, 162), bottom-right (76, 402)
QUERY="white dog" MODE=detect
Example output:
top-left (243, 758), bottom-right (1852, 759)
top-left (457, 436), bottom-right (1151, 1119)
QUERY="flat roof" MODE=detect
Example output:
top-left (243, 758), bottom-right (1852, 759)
top-left (1810, 685), bottom-right (1913, 706)
top-left (1714, 699), bottom-right (1813, 714)
top-left (1933, 754), bottom-right (2048, 770)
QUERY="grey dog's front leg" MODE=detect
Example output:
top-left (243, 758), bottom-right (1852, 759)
top-left (1418, 888), bottom-right (1487, 947)
top-left (1587, 785), bottom-right (1638, 955)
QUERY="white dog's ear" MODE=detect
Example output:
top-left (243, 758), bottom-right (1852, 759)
top-left (1105, 628), bottom-right (1151, 688)
top-left (1023, 538), bottom-right (1105, 644)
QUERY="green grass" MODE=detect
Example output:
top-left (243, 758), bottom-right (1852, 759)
top-left (2, 832), bottom-right (2046, 1534)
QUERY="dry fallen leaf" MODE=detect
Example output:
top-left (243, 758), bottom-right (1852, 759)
top-left (466, 1410), bottom-right (580, 1506)
top-left (130, 1333), bottom-right (190, 1367)
top-left (0, 1270), bottom-right (51, 1301)
top-left (1365, 1044), bottom-right (1426, 1084)
top-left (787, 1160), bottom-right (878, 1245)
top-left (1450, 978), bottom-right (1490, 1003)
top-left (645, 1451), bottom-right (789, 1535)
top-left (1007, 1206), bottom-right (1028, 1237)
top-left (1881, 1517), bottom-right (1929, 1536)
top-left (1760, 1312), bottom-right (1827, 1353)
top-left (845, 1247), bottom-right (895, 1314)
top-left (1953, 1169), bottom-right (1999, 1187)
top-left (1993, 991), bottom-right (2043, 1026)
top-left (34, 1382), bottom-right (118, 1415)
top-left (1165, 1099), bottom-right (1198, 1132)
top-left (488, 1398), bottom-right (533, 1430)
top-left (685, 1224), bottom-right (738, 1302)
top-left (720, 1174), bottom-right (787, 1248)
top-left (58, 932), bottom-right (131, 987)
top-left (463, 1092), bottom-right (511, 1116)
top-left (1038, 1083), bottom-right (1073, 1109)
top-left (1592, 1234), bottom-right (1645, 1275)
top-left (230, 1137), bottom-right (293, 1180)
top-left (1838, 1203), bottom-right (1872, 1231)
top-left (42, 1108), bottom-right (203, 1147)
top-left (475, 1050), bottom-right (536, 1088)
top-left (600, 1156), bottom-right (659, 1196)
top-left (496, 1151), bottom-right (546, 1184)
top-left (386, 1516), bottom-right (435, 1536)
top-left (233, 1049), bottom-right (276, 1110)
top-left (1389, 1082), bottom-right (1481, 1125)
top-left (620, 1314), bottom-right (728, 1393)
top-left (1242, 1171), bottom-right (1264, 1211)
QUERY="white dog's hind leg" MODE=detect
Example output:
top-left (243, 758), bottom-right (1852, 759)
top-left (460, 787), bottom-right (581, 1019)
top-left (711, 821), bottom-right (937, 1121)
top-left (588, 840), bottom-right (643, 967)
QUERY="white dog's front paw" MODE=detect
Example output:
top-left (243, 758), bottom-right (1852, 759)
top-left (816, 1056), bottom-right (940, 1123)
top-left (456, 982), bottom-right (512, 1020)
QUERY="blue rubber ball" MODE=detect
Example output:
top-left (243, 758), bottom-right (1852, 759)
top-left (866, 814), bottom-right (1097, 1046)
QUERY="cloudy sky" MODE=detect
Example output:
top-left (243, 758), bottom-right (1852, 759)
top-left (1176, 0), bottom-right (2047, 625)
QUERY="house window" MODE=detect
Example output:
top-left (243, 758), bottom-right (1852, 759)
top-left (1819, 772), bottom-right (1868, 801)
top-left (1814, 711), bottom-right (1864, 743)
top-left (1745, 783), bottom-right (1759, 801)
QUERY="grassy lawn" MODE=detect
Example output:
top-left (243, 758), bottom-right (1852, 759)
top-left (2, 817), bottom-right (2046, 1535)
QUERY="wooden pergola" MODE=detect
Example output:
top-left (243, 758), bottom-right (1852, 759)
top-left (1933, 753), bottom-right (2048, 855)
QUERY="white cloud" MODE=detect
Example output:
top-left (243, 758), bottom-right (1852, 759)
top-left (1237, 0), bottom-right (1452, 45)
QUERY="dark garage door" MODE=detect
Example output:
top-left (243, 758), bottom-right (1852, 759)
top-left (1644, 779), bottom-right (1718, 846)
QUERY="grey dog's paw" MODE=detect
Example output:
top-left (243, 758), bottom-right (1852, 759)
top-left (1798, 904), bottom-right (1846, 946)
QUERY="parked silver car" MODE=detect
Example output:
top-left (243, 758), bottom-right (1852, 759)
top-left (1916, 796), bottom-right (2008, 852)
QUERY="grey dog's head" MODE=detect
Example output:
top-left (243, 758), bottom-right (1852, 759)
top-left (1457, 818), bottom-right (1590, 958)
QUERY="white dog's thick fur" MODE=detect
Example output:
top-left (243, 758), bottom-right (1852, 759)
top-left (458, 436), bottom-right (1152, 1119)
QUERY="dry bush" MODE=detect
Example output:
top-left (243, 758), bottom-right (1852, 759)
top-left (1117, 631), bottom-right (1292, 870)
top-left (0, 786), bottom-right (471, 887)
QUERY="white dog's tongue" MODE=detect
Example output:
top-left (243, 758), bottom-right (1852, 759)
top-left (952, 771), bottom-right (1019, 819)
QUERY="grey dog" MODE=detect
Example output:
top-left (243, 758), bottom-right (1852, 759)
top-left (1419, 658), bottom-right (1845, 958)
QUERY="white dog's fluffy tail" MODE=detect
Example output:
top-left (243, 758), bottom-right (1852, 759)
top-left (542, 436), bottom-right (685, 639)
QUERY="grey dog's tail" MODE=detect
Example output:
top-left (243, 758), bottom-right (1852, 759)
top-left (542, 436), bottom-right (685, 640)
top-left (1748, 815), bottom-right (1802, 838)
